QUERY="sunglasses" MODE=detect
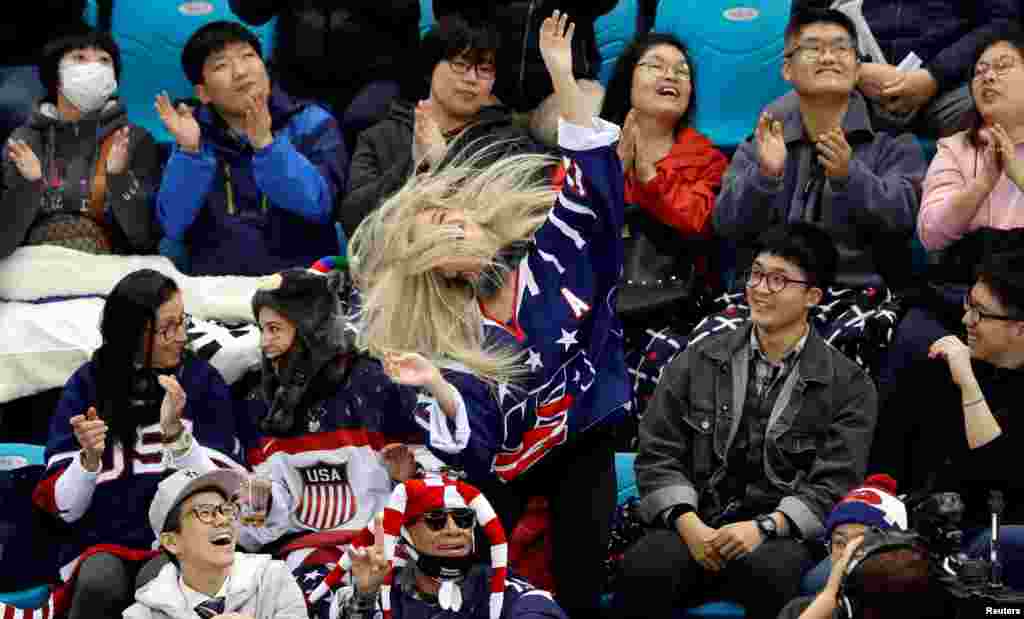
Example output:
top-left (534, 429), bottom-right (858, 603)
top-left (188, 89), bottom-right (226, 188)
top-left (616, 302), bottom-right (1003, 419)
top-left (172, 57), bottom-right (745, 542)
top-left (418, 508), bottom-right (476, 531)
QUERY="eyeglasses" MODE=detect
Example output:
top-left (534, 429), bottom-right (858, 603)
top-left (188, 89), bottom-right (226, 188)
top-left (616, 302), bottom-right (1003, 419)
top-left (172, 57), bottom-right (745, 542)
top-left (637, 61), bottom-right (691, 81)
top-left (447, 58), bottom-right (496, 80)
top-left (785, 40), bottom-right (857, 63)
top-left (417, 508), bottom-right (476, 532)
top-left (962, 294), bottom-right (1022, 325)
top-left (973, 54), bottom-right (1019, 81)
top-left (742, 268), bottom-right (812, 294)
top-left (188, 502), bottom-right (239, 525)
top-left (153, 314), bottom-right (193, 343)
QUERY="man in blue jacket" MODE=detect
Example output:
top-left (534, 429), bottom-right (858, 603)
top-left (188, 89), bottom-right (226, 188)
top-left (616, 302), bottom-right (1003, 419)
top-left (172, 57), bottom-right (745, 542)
top-left (155, 21), bottom-right (346, 276)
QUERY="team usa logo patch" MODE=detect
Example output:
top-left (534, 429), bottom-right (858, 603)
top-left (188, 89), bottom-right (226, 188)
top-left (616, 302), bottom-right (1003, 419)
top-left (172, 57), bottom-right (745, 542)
top-left (297, 463), bottom-right (358, 530)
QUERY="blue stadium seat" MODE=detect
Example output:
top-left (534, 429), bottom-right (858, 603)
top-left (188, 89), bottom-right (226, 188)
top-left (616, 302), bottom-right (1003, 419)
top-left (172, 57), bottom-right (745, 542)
top-left (654, 0), bottom-right (792, 152)
top-left (419, 0), bottom-right (435, 37)
top-left (594, 0), bottom-right (642, 85)
top-left (615, 451), bottom-right (746, 618)
top-left (84, 0), bottom-right (276, 143)
top-left (418, 0), bottom-right (640, 87)
top-left (0, 443), bottom-right (50, 609)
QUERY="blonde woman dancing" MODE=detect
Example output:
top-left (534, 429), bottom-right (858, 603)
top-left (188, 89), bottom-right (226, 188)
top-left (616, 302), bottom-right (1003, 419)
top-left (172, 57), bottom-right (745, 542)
top-left (348, 11), bottom-right (631, 616)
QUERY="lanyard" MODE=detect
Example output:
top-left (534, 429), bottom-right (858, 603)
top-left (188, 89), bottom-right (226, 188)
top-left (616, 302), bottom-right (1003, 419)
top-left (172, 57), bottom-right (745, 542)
top-left (222, 161), bottom-right (268, 216)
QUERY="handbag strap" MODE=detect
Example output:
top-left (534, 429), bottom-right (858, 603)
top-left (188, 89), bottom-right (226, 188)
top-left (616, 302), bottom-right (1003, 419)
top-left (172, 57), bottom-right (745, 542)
top-left (88, 130), bottom-right (120, 224)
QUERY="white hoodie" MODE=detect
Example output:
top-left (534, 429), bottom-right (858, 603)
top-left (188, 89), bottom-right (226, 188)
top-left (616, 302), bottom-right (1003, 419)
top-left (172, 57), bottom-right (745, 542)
top-left (124, 553), bottom-right (307, 619)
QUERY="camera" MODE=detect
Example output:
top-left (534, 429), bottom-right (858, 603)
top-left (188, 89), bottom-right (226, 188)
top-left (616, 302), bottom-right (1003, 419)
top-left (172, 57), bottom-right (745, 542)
top-left (908, 491), bottom-right (1024, 614)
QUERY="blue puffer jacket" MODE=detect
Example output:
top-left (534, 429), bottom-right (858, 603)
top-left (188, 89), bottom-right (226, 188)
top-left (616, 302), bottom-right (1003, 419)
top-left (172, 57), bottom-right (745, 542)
top-left (156, 83), bottom-right (347, 276)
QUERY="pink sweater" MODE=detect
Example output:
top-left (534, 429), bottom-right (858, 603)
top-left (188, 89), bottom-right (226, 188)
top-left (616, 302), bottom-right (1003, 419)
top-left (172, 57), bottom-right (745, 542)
top-left (919, 131), bottom-right (1024, 251)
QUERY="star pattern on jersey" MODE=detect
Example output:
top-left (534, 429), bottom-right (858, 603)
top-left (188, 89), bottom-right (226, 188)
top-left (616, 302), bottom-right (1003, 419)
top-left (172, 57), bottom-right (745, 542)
top-left (497, 382), bottom-right (513, 405)
top-left (556, 328), bottom-right (579, 352)
top-left (525, 349), bottom-right (544, 372)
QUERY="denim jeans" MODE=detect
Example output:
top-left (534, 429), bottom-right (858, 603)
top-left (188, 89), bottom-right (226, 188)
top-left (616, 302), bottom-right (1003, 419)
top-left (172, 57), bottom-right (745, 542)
top-left (0, 66), bottom-right (44, 141)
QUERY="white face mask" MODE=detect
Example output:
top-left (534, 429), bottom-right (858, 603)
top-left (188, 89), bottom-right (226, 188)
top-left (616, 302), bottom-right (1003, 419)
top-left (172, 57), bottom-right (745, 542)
top-left (59, 62), bottom-right (117, 115)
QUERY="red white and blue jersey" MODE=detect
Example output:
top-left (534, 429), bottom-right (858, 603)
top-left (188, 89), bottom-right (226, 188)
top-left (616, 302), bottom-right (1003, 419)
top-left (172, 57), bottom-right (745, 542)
top-left (240, 356), bottom-right (429, 564)
top-left (32, 358), bottom-right (245, 580)
top-left (415, 118), bottom-right (631, 483)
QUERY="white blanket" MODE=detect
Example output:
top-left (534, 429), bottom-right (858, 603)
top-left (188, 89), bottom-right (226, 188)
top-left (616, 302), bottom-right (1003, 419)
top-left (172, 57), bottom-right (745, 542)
top-left (0, 246), bottom-right (269, 403)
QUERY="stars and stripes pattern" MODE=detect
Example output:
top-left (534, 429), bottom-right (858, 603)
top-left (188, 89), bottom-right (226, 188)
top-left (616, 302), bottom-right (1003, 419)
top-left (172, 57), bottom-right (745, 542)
top-left (297, 477), bottom-right (359, 532)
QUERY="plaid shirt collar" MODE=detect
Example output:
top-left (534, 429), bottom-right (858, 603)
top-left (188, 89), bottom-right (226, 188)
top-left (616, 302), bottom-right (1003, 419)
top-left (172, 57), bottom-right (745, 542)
top-left (749, 325), bottom-right (808, 398)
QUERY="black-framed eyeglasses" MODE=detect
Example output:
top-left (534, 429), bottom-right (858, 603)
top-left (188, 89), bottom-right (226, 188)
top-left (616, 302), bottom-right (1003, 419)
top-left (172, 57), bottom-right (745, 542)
top-left (963, 294), bottom-right (1023, 325)
top-left (742, 268), bottom-right (812, 294)
top-left (188, 501), bottom-right (239, 525)
top-left (152, 313), bottom-right (193, 343)
top-left (417, 508), bottom-right (476, 532)
top-left (636, 61), bottom-right (691, 81)
top-left (447, 58), bottom-right (496, 80)
top-left (784, 39), bottom-right (857, 63)
top-left (973, 54), bottom-right (1019, 81)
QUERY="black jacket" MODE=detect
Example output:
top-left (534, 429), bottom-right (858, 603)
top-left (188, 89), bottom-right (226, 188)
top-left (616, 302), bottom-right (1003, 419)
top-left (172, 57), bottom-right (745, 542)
top-left (636, 323), bottom-right (878, 540)
top-left (0, 100), bottom-right (160, 258)
top-left (338, 100), bottom-right (539, 236)
top-left (876, 357), bottom-right (1024, 529)
top-left (229, 0), bottom-right (421, 112)
top-left (432, 0), bottom-right (618, 112)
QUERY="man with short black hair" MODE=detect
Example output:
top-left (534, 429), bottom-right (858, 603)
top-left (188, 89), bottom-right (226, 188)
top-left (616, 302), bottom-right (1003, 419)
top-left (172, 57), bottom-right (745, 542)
top-left (125, 468), bottom-right (307, 619)
top-left (617, 224), bottom-right (878, 619)
top-left (155, 20), bottom-right (346, 277)
top-left (715, 8), bottom-right (925, 293)
top-left (338, 14), bottom-right (537, 237)
top-left (871, 248), bottom-right (1024, 591)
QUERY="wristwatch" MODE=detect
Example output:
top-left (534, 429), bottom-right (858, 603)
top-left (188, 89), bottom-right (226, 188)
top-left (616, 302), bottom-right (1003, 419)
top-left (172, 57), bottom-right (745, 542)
top-left (755, 514), bottom-right (778, 539)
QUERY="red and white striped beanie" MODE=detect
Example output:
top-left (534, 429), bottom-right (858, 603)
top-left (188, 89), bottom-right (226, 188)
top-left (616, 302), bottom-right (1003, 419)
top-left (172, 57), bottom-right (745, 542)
top-left (381, 473), bottom-right (508, 619)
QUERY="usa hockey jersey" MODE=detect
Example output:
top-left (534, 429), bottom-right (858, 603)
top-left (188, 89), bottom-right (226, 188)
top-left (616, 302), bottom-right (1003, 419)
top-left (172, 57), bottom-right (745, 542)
top-left (415, 118), bottom-right (631, 483)
top-left (32, 357), bottom-right (245, 578)
top-left (240, 355), bottom-right (429, 561)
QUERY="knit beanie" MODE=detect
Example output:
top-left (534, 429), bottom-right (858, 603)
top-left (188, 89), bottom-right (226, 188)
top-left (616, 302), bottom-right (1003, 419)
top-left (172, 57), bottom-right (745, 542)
top-left (251, 268), bottom-right (354, 435)
top-left (825, 474), bottom-right (908, 538)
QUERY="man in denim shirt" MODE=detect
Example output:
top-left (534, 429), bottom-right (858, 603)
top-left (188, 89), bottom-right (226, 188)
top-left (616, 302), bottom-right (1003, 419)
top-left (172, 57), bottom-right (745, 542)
top-left (615, 224), bottom-right (878, 619)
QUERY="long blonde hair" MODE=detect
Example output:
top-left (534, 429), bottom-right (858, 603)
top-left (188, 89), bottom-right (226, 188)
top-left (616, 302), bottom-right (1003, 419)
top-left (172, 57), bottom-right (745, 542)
top-left (349, 146), bottom-right (558, 385)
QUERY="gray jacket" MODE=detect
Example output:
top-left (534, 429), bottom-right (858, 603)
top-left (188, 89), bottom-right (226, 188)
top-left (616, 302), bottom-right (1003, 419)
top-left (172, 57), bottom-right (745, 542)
top-left (636, 323), bottom-right (878, 540)
top-left (124, 553), bottom-right (308, 619)
top-left (713, 91), bottom-right (925, 289)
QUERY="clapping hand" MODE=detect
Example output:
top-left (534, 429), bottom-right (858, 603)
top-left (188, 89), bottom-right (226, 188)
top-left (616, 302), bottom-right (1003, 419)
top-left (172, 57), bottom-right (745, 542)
top-left (6, 139), bottom-right (42, 182)
top-left (382, 351), bottom-right (441, 388)
top-left (105, 127), bottom-right (132, 175)
top-left (158, 374), bottom-right (187, 438)
top-left (155, 93), bottom-right (200, 153)
top-left (242, 90), bottom-right (274, 150)
top-left (756, 112), bottom-right (786, 178)
top-left (412, 100), bottom-right (447, 168)
top-left (816, 127), bottom-right (852, 180)
top-left (70, 406), bottom-right (107, 472)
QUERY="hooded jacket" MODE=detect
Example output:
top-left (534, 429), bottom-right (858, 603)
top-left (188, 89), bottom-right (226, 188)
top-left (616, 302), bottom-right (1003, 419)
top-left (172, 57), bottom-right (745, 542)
top-left (339, 100), bottom-right (537, 237)
top-left (228, 0), bottom-right (420, 113)
top-left (1, 99), bottom-right (161, 259)
top-left (124, 553), bottom-right (307, 619)
top-left (156, 84), bottom-right (346, 276)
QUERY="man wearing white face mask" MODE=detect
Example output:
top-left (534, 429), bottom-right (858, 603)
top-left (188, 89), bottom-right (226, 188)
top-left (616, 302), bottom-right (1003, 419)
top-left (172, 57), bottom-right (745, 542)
top-left (1, 29), bottom-right (161, 260)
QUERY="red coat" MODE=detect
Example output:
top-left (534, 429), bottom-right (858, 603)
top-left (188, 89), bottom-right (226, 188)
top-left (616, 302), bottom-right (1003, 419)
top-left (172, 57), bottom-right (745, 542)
top-left (553, 126), bottom-right (728, 238)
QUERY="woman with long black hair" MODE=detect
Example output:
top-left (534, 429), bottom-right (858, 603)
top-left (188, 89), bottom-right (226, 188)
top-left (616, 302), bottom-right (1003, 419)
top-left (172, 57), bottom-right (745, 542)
top-left (31, 268), bottom-right (244, 619)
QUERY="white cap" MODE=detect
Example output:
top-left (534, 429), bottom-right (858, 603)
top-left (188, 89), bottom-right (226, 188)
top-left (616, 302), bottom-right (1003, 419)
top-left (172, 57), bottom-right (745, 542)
top-left (148, 469), bottom-right (244, 539)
